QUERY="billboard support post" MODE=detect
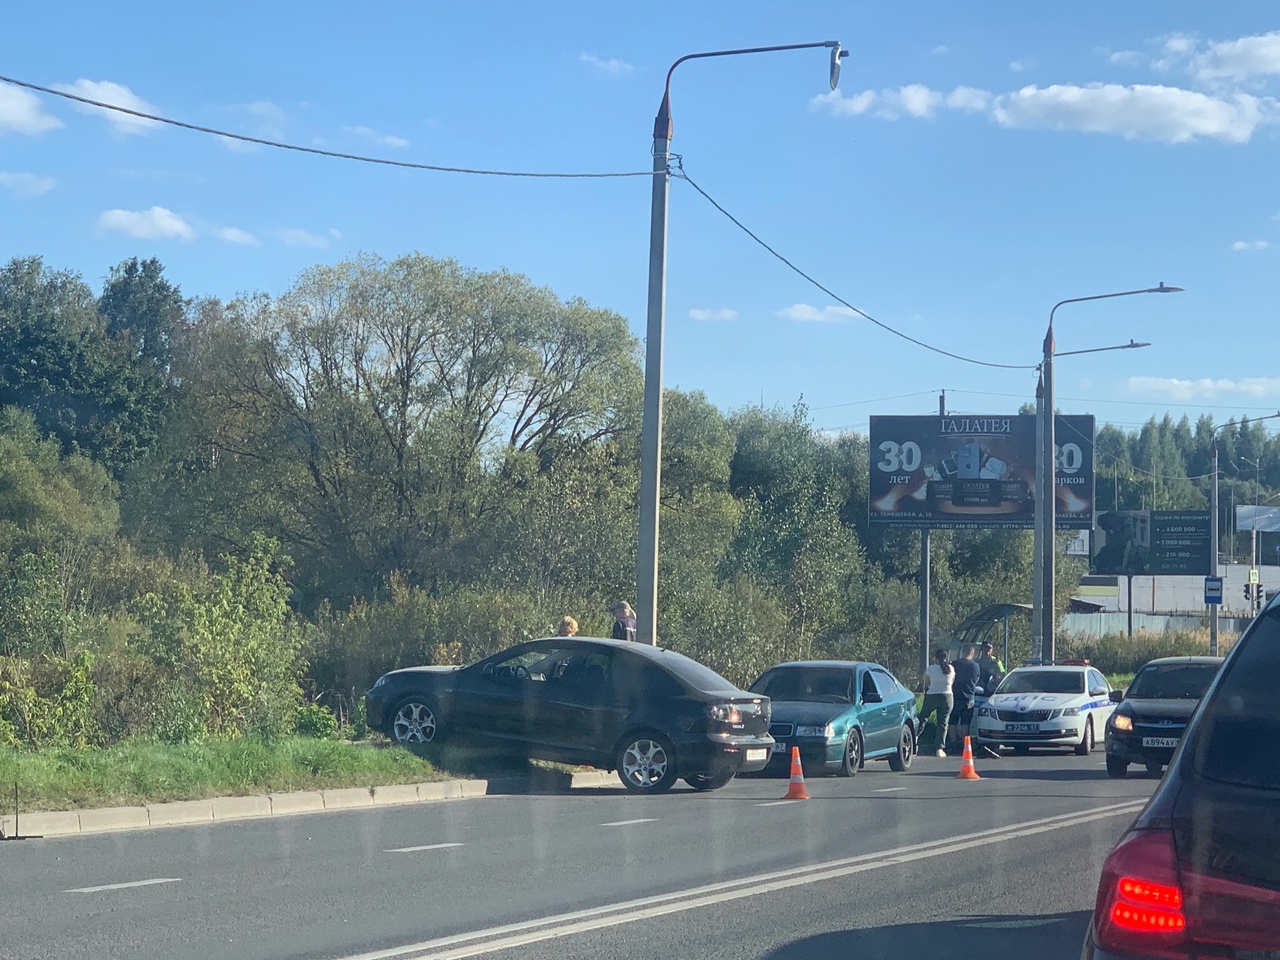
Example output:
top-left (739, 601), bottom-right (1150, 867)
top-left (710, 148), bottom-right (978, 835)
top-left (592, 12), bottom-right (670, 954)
top-left (1210, 442), bottom-right (1219, 656)
top-left (919, 392), bottom-right (946, 677)
top-left (1127, 575), bottom-right (1134, 638)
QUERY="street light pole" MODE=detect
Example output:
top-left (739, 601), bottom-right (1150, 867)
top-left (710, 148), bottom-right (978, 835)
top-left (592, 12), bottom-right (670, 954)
top-left (1038, 283), bottom-right (1182, 662)
top-left (636, 40), bottom-right (847, 645)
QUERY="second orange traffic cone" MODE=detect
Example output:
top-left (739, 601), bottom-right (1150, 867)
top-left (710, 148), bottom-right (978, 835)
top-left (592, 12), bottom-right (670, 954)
top-left (955, 736), bottom-right (981, 780)
top-left (782, 745), bottom-right (811, 800)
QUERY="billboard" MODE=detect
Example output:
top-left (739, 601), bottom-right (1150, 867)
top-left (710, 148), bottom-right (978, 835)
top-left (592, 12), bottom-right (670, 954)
top-left (868, 414), bottom-right (1095, 529)
top-left (1235, 505), bottom-right (1280, 534)
top-left (1091, 509), bottom-right (1212, 576)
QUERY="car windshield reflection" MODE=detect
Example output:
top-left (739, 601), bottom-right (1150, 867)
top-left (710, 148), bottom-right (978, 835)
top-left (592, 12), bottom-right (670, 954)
top-left (750, 668), bottom-right (852, 703)
top-left (1126, 663), bottom-right (1219, 699)
top-left (995, 671), bottom-right (1085, 695)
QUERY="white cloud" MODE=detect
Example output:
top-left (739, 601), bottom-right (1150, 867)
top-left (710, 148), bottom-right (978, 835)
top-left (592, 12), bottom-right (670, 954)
top-left (344, 125), bottom-right (409, 148)
top-left (932, 45), bottom-right (949, 56)
top-left (579, 53), bottom-right (634, 76)
top-left (1152, 33), bottom-right (1198, 73)
top-left (946, 86), bottom-right (992, 112)
top-left (688, 307), bottom-right (737, 322)
top-left (279, 228), bottom-right (329, 248)
top-left (778, 303), bottom-right (857, 323)
top-left (216, 226), bottom-right (260, 246)
top-left (813, 84), bottom-right (946, 120)
top-left (0, 86), bottom-right (63, 135)
top-left (0, 171), bottom-right (56, 196)
top-left (1128, 376), bottom-right (1280, 401)
top-left (1232, 239), bottom-right (1270, 251)
top-left (1009, 60), bottom-right (1028, 73)
top-left (813, 89), bottom-right (878, 117)
top-left (97, 206), bottom-right (193, 240)
top-left (1108, 50), bottom-right (1145, 67)
top-left (53, 80), bottom-right (160, 136)
top-left (1194, 31), bottom-right (1280, 81)
top-left (991, 83), bottom-right (1276, 144)
top-left (328, 228), bottom-right (343, 240)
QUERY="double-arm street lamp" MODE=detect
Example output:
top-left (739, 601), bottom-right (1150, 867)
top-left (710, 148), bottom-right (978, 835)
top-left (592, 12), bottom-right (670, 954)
top-left (1033, 283), bottom-right (1183, 662)
top-left (636, 41), bottom-right (848, 645)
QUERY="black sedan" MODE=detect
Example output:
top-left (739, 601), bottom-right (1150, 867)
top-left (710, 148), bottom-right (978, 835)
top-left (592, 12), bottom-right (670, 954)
top-left (1104, 655), bottom-right (1223, 778)
top-left (365, 637), bottom-right (774, 793)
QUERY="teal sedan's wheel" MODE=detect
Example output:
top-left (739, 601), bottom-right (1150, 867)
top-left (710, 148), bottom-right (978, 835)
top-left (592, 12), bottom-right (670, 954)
top-left (888, 724), bottom-right (914, 771)
top-left (838, 728), bottom-right (863, 777)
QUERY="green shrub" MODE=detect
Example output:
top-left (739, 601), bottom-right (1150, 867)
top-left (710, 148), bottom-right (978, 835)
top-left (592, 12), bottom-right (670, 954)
top-left (1059, 630), bottom-right (1231, 676)
top-left (292, 703), bottom-right (339, 739)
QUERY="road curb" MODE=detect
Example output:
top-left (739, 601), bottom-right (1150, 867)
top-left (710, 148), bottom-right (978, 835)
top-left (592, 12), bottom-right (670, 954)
top-left (0, 769), bottom-right (617, 840)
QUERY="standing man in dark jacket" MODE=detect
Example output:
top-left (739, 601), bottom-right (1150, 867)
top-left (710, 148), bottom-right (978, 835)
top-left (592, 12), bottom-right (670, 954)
top-left (948, 644), bottom-right (981, 752)
top-left (611, 602), bottom-right (637, 642)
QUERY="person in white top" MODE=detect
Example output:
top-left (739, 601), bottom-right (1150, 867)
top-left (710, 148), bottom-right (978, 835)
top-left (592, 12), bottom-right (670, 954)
top-left (919, 648), bottom-right (954, 757)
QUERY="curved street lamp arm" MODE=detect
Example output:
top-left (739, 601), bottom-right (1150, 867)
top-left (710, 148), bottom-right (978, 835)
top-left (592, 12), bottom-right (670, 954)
top-left (655, 41), bottom-right (845, 138)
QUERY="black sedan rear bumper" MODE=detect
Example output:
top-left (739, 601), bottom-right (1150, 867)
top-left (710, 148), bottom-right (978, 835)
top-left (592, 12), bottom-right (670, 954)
top-left (684, 734), bottom-right (775, 778)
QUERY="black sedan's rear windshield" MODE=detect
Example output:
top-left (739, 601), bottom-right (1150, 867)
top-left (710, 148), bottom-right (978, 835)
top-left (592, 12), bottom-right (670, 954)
top-left (750, 668), bottom-right (852, 703)
top-left (1127, 662), bottom-right (1220, 699)
top-left (656, 650), bottom-right (742, 695)
top-left (995, 671), bottom-right (1085, 695)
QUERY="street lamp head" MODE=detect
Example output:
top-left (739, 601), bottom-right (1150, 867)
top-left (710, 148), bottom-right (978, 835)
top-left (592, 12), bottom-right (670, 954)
top-left (1150, 282), bottom-right (1184, 293)
top-left (827, 42), bottom-right (849, 90)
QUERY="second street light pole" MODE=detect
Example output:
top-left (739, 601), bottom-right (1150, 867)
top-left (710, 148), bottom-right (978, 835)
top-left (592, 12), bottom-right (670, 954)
top-left (635, 41), bottom-right (847, 645)
top-left (1037, 283), bottom-right (1182, 662)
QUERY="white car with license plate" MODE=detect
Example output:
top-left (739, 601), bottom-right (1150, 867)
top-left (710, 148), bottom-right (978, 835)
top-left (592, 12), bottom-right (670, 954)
top-left (973, 663), bottom-right (1115, 756)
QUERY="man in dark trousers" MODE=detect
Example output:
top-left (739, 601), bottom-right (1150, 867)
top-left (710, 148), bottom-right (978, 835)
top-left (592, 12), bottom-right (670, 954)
top-left (610, 602), bottom-right (637, 642)
top-left (948, 644), bottom-right (981, 753)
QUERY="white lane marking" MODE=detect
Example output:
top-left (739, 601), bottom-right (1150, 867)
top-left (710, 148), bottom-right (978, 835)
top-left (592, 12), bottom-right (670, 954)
top-left (65, 878), bottom-right (181, 894)
top-left (599, 818), bottom-right (657, 827)
top-left (874, 787), bottom-right (907, 793)
top-left (334, 799), bottom-right (1145, 960)
top-left (755, 800), bottom-right (798, 807)
top-left (386, 843), bottom-right (465, 853)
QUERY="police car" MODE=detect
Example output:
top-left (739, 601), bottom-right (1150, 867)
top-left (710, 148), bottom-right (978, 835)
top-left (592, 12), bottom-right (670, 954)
top-left (973, 660), bottom-right (1115, 756)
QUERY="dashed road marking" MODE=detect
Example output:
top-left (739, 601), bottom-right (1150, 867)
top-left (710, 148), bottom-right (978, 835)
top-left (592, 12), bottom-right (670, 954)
top-left (600, 818), bottom-right (658, 827)
top-left (874, 787), bottom-right (907, 793)
top-left (387, 843), bottom-right (465, 853)
top-left (66, 878), bottom-right (181, 894)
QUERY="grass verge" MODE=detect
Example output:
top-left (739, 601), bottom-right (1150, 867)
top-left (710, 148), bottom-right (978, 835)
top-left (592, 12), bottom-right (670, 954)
top-left (0, 737), bottom-right (462, 812)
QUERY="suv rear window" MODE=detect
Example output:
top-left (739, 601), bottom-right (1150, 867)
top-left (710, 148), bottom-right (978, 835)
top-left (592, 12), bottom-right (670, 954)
top-left (654, 650), bottom-right (741, 694)
top-left (1192, 607), bottom-right (1280, 790)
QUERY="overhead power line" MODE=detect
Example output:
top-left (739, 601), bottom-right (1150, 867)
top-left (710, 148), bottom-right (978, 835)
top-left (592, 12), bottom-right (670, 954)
top-left (0, 73), bottom-right (654, 179)
top-left (672, 163), bottom-right (1036, 372)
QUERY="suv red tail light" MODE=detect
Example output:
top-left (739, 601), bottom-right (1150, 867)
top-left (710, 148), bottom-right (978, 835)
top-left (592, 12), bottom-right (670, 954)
top-left (1093, 830), bottom-right (1189, 959)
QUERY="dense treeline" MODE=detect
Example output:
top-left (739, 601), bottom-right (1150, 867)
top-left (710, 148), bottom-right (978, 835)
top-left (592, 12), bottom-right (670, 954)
top-left (1, 253), bottom-right (1274, 748)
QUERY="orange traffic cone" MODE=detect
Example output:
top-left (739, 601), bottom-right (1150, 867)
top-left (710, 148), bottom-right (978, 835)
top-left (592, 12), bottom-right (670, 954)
top-left (956, 736), bottom-right (981, 780)
top-left (781, 746), bottom-right (811, 800)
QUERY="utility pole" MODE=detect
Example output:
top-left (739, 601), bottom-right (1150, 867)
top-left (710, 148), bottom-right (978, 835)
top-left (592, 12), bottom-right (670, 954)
top-left (1031, 374), bottom-right (1045, 661)
top-left (920, 391), bottom-right (945, 675)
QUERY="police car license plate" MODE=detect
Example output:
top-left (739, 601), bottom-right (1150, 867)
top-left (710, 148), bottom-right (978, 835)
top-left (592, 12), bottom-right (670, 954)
top-left (1006, 723), bottom-right (1040, 733)
top-left (771, 741), bottom-right (787, 754)
top-left (1141, 737), bottom-right (1179, 748)
top-left (746, 748), bottom-right (768, 762)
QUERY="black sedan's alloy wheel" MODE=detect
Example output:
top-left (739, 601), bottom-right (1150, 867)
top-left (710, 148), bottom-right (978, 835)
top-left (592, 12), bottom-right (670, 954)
top-left (391, 697), bottom-right (439, 743)
top-left (616, 734), bottom-right (678, 793)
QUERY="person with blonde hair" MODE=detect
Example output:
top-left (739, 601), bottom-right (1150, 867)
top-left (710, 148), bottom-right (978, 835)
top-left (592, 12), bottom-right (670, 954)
top-left (556, 616), bottom-right (579, 637)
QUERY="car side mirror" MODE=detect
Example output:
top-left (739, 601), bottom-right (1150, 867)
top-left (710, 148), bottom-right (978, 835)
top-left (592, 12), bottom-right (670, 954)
top-left (863, 690), bottom-right (883, 704)
top-left (1108, 690), bottom-right (1124, 703)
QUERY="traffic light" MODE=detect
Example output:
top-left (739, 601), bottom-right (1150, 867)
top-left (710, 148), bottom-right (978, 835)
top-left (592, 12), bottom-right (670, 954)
top-left (1244, 584), bottom-right (1254, 601)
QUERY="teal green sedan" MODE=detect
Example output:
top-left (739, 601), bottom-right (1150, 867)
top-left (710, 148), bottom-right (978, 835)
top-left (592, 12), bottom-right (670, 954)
top-left (748, 660), bottom-right (919, 776)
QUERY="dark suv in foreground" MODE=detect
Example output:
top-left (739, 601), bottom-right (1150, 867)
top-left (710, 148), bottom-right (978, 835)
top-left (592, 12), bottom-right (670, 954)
top-left (366, 637), bottom-right (773, 793)
top-left (1082, 599), bottom-right (1280, 958)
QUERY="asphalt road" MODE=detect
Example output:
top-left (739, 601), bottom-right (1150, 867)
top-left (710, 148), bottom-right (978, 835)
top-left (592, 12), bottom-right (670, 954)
top-left (0, 751), bottom-right (1160, 960)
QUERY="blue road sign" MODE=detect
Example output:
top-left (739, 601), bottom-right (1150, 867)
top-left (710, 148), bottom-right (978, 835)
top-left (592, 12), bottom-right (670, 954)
top-left (1204, 576), bottom-right (1223, 605)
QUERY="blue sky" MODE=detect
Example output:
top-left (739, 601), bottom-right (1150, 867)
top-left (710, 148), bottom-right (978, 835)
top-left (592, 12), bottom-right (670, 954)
top-left (2, 2), bottom-right (1277, 437)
